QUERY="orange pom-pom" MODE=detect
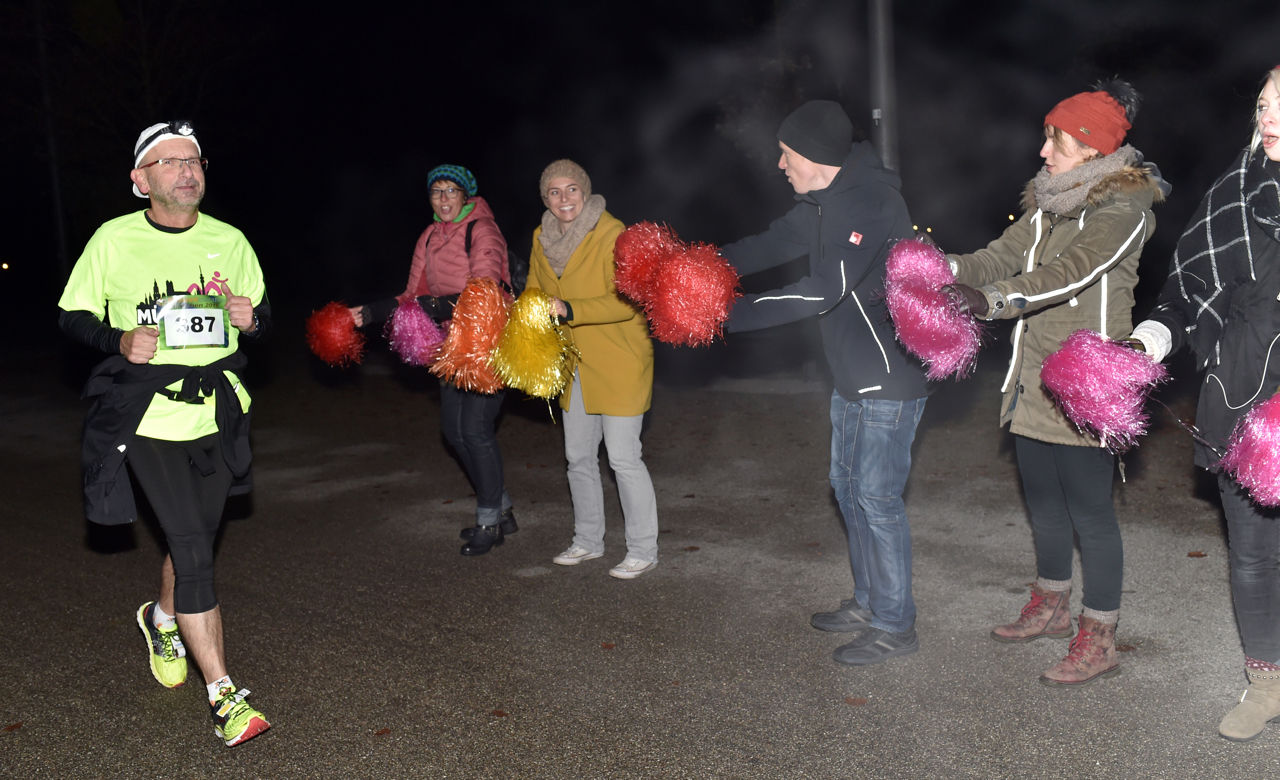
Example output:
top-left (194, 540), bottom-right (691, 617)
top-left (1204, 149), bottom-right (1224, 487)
top-left (430, 277), bottom-right (511, 393)
top-left (306, 302), bottom-right (365, 367)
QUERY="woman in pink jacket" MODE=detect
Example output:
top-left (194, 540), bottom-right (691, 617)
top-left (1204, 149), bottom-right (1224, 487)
top-left (351, 165), bottom-right (515, 556)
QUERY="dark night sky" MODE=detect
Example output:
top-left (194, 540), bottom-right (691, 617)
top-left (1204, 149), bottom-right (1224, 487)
top-left (4, 0), bottom-right (1280, 370)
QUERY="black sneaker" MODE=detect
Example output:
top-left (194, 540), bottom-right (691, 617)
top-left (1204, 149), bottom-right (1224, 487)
top-left (460, 509), bottom-right (519, 540)
top-left (832, 627), bottom-right (919, 666)
top-left (811, 598), bottom-right (875, 632)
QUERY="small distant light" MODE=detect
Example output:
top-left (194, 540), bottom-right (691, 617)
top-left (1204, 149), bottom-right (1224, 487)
top-left (925, 227), bottom-right (932, 233)
top-left (1, 263), bottom-right (8, 269)
top-left (912, 225), bottom-right (918, 231)
top-left (1008, 215), bottom-right (1015, 221)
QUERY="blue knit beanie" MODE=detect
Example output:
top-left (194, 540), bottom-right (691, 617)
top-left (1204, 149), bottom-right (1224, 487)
top-left (428, 165), bottom-right (477, 198)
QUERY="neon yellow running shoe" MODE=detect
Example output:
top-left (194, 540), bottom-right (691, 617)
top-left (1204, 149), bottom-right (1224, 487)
top-left (211, 687), bottom-right (271, 747)
top-left (135, 602), bottom-right (187, 688)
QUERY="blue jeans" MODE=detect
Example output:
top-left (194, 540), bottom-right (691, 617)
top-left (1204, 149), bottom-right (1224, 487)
top-left (829, 391), bottom-right (926, 634)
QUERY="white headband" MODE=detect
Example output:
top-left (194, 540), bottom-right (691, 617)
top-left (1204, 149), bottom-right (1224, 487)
top-left (132, 121), bottom-right (201, 198)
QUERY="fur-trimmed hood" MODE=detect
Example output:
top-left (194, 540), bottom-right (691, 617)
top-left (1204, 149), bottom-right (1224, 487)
top-left (1021, 160), bottom-right (1170, 214)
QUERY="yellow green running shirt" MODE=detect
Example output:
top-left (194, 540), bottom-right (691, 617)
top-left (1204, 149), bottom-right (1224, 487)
top-left (58, 211), bottom-right (266, 441)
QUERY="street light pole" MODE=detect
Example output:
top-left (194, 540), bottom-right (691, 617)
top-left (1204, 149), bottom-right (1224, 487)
top-left (868, 0), bottom-right (898, 172)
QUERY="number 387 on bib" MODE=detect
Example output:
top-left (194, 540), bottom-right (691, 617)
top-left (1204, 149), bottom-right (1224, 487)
top-left (155, 295), bottom-right (229, 349)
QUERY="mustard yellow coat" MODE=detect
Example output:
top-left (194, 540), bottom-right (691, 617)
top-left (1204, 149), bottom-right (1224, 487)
top-left (528, 210), bottom-right (653, 416)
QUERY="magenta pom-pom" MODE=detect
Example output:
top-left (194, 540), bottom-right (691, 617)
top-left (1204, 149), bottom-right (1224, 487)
top-left (387, 299), bottom-right (445, 366)
top-left (884, 237), bottom-right (982, 381)
top-left (306, 302), bottom-right (365, 367)
top-left (1219, 394), bottom-right (1280, 506)
top-left (1040, 329), bottom-right (1169, 452)
top-left (614, 222), bottom-right (676, 303)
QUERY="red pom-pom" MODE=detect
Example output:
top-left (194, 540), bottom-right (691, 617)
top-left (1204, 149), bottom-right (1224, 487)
top-left (885, 238), bottom-right (982, 381)
top-left (306, 302), bottom-right (365, 367)
top-left (387, 299), bottom-right (445, 366)
top-left (1040, 329), bottom-right (1169, 452)
top-left (430, 277), bottom-right (510, 393)
top-left (1220, 394), bottom-right (1280, 506)
top-left (614, 222), bottom-right (677, 303)
top-left (648, 242), bottom-right (742, 347)
top-left (613, 221), bottom-right (741, 347)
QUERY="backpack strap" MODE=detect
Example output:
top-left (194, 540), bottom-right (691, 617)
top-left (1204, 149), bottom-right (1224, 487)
top-left (464, 220), bottom-right (476, 257)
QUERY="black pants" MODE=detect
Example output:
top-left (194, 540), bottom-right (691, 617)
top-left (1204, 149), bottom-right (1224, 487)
top-left (1219, 474), bottom-right (1280, 663)
top-left (1014, 435), bottom-right (1123, 612)
top-left (127, 433), bottom-right (232, 614)
top-left (438, 382), bottom-right (506, 524)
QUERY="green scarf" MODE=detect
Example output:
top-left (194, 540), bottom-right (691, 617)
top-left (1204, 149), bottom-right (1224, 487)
top-left (433, 202), bottom-right (476, 223)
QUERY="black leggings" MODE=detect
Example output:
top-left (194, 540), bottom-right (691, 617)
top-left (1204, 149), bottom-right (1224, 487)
top-left (127, 433), bottom-right (232, 614)
top-left (438, 382), bottom-right (506, 522)
top-left (1014, 435), bottom-right (1123, 612)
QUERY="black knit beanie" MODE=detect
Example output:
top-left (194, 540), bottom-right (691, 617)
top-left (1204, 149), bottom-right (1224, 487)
top-left (777, 101), bottom-right (853, 166)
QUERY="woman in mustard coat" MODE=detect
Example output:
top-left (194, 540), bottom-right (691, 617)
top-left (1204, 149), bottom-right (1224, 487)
top-left (527, 159), bottom-right (658, 579)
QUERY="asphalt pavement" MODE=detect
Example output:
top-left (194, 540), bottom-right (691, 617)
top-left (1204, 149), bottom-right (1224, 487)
top-left (2, 333), bottom-right (1279, 779)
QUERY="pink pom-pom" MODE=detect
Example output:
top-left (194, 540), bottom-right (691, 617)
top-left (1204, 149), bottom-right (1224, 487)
top-left (614, 222), bottom-right (676, 303)
top-left (647, 242), bottom-right (742, 347)
top-left (387, 299), bottom-right (445, 366)
top-left (1219, 394), bottom-right (1280, 506)
top-left (884, 238), bottom-right (983, 381)
top-left (1040, 329), bottom-right (1169, 452)
top-left (306, 302), bottom-right (365, 367)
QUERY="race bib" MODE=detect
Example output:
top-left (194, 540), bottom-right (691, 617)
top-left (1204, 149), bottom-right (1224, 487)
top-left (155, 295), bottom-right (229, 349)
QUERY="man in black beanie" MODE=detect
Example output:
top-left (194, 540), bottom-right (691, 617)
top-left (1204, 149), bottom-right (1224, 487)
top-left (720, 100), bottom-right (931, 666)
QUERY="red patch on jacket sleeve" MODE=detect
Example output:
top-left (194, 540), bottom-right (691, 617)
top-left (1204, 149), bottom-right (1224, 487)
top-left (849, 231), bottom-right (863, 245)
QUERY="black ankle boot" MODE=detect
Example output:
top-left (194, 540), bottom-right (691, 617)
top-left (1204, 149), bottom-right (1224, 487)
top-left (460, 524), bottom-right (504, 556)
top-left (460, 509), bottom-right (518, 540)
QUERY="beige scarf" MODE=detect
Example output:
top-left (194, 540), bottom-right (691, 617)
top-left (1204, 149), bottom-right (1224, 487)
top-left (1032, 145), bottom-right (1138, 215)
top-left (538, 194), bottom-right (606, 277)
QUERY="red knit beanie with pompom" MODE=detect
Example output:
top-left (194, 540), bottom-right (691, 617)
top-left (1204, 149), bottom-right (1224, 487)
top-left (1045, 91), bottom-right (1131, 156)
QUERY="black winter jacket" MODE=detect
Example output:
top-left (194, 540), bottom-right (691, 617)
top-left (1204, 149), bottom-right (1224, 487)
top-left (78, 354), bottom-right (253, 525)
top-left (721, 141), bottom-right (930, 401)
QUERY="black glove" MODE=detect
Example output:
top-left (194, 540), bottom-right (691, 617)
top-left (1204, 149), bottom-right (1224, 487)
top-left (941, 283), bottom-right (989, 317)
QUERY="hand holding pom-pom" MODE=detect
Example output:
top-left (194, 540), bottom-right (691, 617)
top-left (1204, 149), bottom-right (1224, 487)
top-left (885, 238), bottom-right (983, 381)
top-left (1040, 329), bottom-right (1169, 452)
top-left (387, 299), bottom-right (445, 366)
top-left (306, 302), bottom-right (365, 367)
top-left (490, 288), bottom-right (577, 400)
top-left (1220, 394), bottom-right (1280, 506)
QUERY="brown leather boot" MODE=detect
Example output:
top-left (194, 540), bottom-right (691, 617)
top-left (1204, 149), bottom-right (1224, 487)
top-left (1039, 614), bottom-right (1120, 686)
top-left (1218, 667), bottom-right (1280, 741)
top-left (990, 583), bottom-right (1073, 643)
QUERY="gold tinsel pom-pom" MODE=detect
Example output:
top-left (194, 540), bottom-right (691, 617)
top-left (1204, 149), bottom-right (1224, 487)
top-left (490, 288), bottom-right (577, 400)
top-left (429, 277), bottom-right (510, 393)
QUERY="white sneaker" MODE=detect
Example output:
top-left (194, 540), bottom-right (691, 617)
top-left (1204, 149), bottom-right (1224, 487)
top-left (553, 546), bottom-right (604, 566)
top-left (608, 557), bottom-right (658, 579)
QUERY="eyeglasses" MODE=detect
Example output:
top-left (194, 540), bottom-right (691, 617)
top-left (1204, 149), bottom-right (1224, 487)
top-left (429, 187), bottom-right (464, 200)
top-left (138, 157), bottom-right (209, 172)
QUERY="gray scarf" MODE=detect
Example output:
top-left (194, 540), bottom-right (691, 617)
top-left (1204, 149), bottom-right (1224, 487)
top-left (1033, 145), bottom-right (1138, 215)
top-left (539, 194), bottom-right (607, 277)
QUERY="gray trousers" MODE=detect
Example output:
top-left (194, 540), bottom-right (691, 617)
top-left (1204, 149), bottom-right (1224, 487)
top-left (563, 375), bottom-right (659, 562)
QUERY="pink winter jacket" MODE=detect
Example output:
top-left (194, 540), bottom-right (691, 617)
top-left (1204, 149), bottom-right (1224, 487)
top-left (397, 197), bottom-right (509, 303)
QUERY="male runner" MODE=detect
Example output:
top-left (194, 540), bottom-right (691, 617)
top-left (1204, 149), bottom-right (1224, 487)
top-left (58, 120), bottom-right (272, 746)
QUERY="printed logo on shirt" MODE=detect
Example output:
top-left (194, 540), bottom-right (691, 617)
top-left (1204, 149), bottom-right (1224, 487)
top-left (849, 231), bottom-right (863, 245)
top-left (135, 268), bottom-right (232, 324)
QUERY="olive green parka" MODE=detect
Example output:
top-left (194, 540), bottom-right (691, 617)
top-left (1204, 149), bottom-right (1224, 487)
top-left (949, 164), bottom-right (1166, 446)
